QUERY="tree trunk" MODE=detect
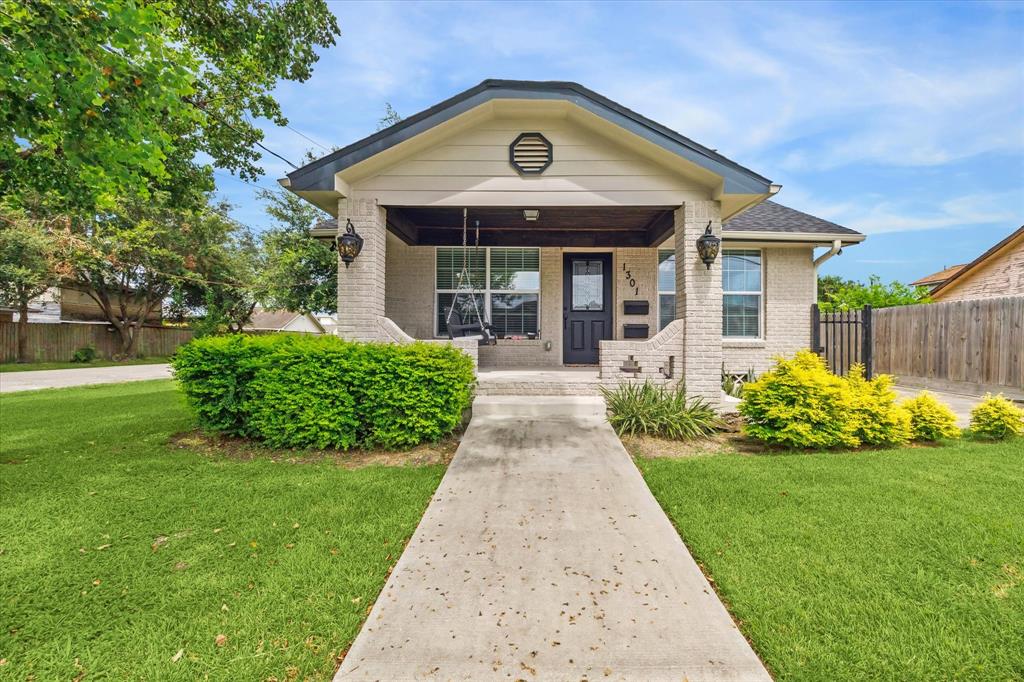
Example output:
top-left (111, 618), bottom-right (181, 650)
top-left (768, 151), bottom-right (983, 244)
top-left (113, 322), bottom-right (139, 359)
top-left (17, 299), bottom-right (30, 363)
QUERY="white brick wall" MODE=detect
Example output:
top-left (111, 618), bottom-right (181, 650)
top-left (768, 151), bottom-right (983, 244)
top-left (676, 201), bottom-right (723, 406)
top-left (721, 247), bottom-right (815, 375)
top-left (337, 196), bottom-right (387, 342)
top-left (384, 232), bottom-right (435, 339)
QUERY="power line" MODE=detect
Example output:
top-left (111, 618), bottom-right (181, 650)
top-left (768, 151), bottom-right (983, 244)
top-left (285, 124), bottom-right (331, 153)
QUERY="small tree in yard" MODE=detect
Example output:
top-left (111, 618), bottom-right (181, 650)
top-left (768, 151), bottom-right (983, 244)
top-left (0, 211), bottom-right (58, 362)
top-left (818, 274), bottom-right (931, 311)
top-left (56, 196), bottom-right (240, 357)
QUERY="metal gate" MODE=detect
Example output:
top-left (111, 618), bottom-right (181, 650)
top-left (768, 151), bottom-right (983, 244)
top-left (811, 304), bottom-right (873, 378)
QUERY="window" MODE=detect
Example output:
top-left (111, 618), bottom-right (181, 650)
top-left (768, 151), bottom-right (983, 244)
top-left (657, 250), bottom-right (676, 331)
top-left (657, 248), bottom-right (764, 337)
top-left (436, 247), bottom-right (540, 337)
top-left (722, 249), bottom-right (762, 338)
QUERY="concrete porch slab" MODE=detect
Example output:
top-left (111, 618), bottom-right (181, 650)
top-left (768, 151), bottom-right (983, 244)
top-left (335, 408), bottom-right (770, 681)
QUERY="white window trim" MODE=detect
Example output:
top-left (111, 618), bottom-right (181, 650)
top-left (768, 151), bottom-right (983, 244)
top-left (433, 247), bottom-right (541, 338)
top-left (722, 248), bottom-right (764, 340)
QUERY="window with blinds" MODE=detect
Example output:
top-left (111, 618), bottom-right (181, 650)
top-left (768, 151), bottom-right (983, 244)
top-left (436, 247), bottom-right (541, 337)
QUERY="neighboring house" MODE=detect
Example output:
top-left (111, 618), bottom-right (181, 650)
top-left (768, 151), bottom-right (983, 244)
top-left (316, 315), bottom-right (338, 335)
top-left (244, 309), bottom-right (326, 334)
top-left (280, 80), bottom-right (864, 405)
top-left (910, 264), bottom-right (966, 292)
top-left (927, 226), bottom-right (1024, 302)
top-left (14, 287), bottom-right (162, 325)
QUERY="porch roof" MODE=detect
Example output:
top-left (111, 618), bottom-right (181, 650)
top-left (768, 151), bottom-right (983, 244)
top-left (283, 79), bottom-right (776, 198)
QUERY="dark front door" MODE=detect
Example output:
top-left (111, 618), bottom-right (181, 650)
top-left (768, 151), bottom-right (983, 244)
top-left (563, 253), bottom-right (613, 364)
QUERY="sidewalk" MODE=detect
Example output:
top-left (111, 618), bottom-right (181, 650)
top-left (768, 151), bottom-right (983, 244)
top-left (0, 364), bottom-right (172, 393)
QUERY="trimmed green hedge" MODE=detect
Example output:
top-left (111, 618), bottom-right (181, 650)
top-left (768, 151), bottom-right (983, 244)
top-left (172, 334), bottom-right (475, 449)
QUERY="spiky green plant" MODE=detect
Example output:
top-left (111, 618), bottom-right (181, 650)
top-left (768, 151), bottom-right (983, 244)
top-left (601, 381), bottom-right (723, 440)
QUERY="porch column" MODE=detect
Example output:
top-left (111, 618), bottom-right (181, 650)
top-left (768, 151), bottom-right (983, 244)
top-left (336, 195), bottom-right (386, 341)
top-left (674, 201), bottom-right (723, 406)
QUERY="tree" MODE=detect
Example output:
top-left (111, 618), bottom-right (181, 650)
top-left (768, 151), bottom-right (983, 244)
top-left (0, 0), bottom-right (339, 213)
top-left (257, 187), bottom-right (336, 314)
top-left (55, 195), bottom-right (241, 357)
top-left (0, 210), bottom-right (58, 362)
top-left (818, 274), bottom-right (931, 312)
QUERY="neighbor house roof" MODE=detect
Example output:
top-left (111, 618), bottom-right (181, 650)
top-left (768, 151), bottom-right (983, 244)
top-left (245, 309), bottom-right (324, 333)
top-left (284, 79), bottom-right (775, 197)
top-left (929, 225), bottom-right (1024, 298)
top-left (723, 201), bottom-right (862, 241)
top-left (910, 264), bottom-right (967, 288)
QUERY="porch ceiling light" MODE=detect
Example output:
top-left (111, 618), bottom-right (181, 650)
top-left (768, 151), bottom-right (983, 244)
top-left (523, 209), bottom-right (540, 222)
top-left (696, 221), bottom-right (720, 270)
top-left (336, 218), bottom-right (364, 268)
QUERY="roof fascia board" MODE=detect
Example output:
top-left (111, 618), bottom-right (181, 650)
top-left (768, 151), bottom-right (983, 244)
top-left (723, 230), bottom-right (866, 244)
top-left (285, 81), bottom-right (773, 195)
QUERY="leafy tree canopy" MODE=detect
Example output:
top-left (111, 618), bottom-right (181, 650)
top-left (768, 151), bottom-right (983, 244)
top-left (818, 274), bottom-right (931, 312)
top-left (0, 0), bottom-right (339, 212)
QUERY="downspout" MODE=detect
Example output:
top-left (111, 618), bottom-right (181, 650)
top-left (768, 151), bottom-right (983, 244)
top-left (812, 239), bottom-right (843, 300)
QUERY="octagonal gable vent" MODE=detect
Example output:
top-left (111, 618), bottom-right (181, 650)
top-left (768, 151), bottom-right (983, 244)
top-left (509, 132), bottom-right (553, 175)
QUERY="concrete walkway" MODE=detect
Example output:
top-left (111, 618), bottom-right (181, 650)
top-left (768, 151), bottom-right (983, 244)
top-left (0, 364), bottom-right (172, 393)
top-left (336, 397), bottom-right (770, 681)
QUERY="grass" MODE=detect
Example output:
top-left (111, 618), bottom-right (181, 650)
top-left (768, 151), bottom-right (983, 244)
top-left (637, 441), bottom-right (1024, 681)
top-left (0, 356), bottom-right (171, 372)
top-left (0, 380), bottom-right (444, 679)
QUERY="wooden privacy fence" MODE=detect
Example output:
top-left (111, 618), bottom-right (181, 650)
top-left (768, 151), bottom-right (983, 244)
top-left (0, 322), bottom-right (194, 363)
top-left (872, 296), bottom-right (1024, 397)
top-left (811, 305), bottom-right (872, 377)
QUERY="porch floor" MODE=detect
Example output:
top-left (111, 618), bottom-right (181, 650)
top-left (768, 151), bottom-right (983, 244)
top-left (476, 366), bottom-right (602, 396)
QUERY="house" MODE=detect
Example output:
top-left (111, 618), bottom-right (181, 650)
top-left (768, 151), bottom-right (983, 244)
top-left (280, 80), bottom-right (864, 405)
top-left (244, 308), bottom-right (326, 334)
top-left (14, 287), bottom-right (162, 325)
top-left (926, 226), bottom-right (1024, 302)
top-left (910, 264), bottom-right (966, 292)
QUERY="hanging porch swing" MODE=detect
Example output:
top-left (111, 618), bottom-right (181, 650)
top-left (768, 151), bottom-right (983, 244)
top-left (445, 209), bottom-right (497, 346)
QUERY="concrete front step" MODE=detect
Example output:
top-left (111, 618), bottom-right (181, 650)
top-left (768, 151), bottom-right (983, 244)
top-left (475, 380), bottom-right (603, 396)
top-left (472, 395), bottom-right (607, 419)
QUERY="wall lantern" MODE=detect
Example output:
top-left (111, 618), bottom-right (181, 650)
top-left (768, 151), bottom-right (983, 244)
top-left (695, 220), bottom-right (720, 270)
top-left (336, 218), bottom-right (364, 268)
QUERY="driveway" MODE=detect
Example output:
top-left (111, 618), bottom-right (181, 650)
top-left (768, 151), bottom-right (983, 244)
top-left (0, 364), bottom-right (172, 393)
top-left (336, 396), bottom-right (770, 681)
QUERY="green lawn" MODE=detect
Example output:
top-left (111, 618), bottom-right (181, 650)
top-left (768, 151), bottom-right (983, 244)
top-left (638, 442), bottom-right (1024, 681)
top-left (0, 356), bottom-right (171, 372)
top-left (0, 380), bottom-right (444, 680)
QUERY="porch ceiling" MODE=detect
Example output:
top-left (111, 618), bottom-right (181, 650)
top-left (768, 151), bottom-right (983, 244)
top-left (387, 206), bottom-right (676, 247)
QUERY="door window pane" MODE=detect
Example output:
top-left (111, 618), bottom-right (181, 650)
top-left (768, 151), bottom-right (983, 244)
top-left (572, 260), bottom-right (604, 311)
top-left (658, 251), bottom-right (676, 291)
top-left (659, 294), bottom-right (676, 331)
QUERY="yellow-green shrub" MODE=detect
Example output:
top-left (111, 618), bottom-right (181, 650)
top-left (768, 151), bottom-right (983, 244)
top-left (845, 365), bottom-right (912, 446)
top-left (969, 393), bottom-right (1024, 440)
top-left (740, 350), bottom-right (859, 448)
top-left (899, 392), bottom-right (961, 441)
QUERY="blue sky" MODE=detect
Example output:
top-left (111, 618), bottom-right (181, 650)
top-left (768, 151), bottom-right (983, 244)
top-left (214, 0), bottom-right (1024, 283)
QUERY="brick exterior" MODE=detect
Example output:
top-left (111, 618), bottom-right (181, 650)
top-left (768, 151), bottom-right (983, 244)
top-left (357, 203), bottom-right (817, 390)
top-left (721, 247), bottom-right (815, 375)
top-left (337, 196), bottom-right (387, 342)
top-left (676, 201), bottom-right (723, 406)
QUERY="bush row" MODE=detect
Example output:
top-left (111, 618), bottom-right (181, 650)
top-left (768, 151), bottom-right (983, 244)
top-left (739, 350), bottom-right (1023, 449)
top-left (172, 334), bottom-right (475, 450)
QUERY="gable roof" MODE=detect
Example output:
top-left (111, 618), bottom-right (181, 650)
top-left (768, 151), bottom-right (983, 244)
top-left (930, 225), bottom-right (1024, 298)
top-left (723, 200), bottom-right (863, 242)
top-left (245, 309), bottom-right (325, 332)
top-left (284, 79), bottom-right (775, 197)
top-left (910, 264), bottom-right (967, 288)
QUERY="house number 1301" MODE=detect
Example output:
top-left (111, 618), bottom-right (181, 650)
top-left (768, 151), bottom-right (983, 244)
top-left (622, 263), bottom-right (638, 295)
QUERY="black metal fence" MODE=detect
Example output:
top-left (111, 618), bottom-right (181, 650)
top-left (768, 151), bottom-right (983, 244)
top-left (811, 304), bottom-right (873, 378)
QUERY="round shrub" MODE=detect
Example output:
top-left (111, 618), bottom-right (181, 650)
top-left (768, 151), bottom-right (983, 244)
top-left (173, 334), bottom-right (475, 449)
top-left (899, 391), bottom-right (961, 441)
top-left (740, 350), bottom-right (859, 448)
top-left (969, 393), bottom-right (1024, 440)
top-left (844, 365), bottom-right (912, 447)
